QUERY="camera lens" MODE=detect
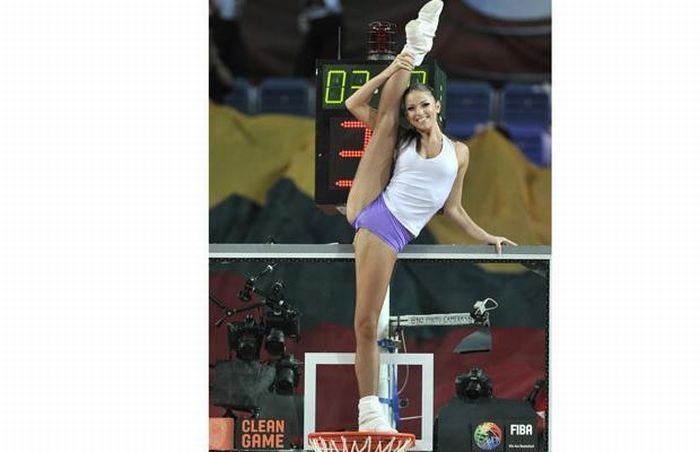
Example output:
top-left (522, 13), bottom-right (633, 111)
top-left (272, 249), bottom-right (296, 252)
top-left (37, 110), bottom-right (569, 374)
top-left (265, 329), bottom-right (286, 359)
top-left (237, 333), bottom-right (260, 361)
top-left (455, 368), bottom-right (492, 400)
top-left (273, 367), bottom-right (296, 395)
top-left (465, 381), bottom-right (481, 400)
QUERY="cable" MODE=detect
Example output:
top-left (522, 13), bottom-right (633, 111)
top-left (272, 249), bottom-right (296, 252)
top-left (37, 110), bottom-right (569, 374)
top-left (397, 329), bottom-right (410, 395)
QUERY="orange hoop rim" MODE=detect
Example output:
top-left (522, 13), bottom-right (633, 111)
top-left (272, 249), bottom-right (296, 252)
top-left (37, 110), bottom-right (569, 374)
top-left (308, 431), bottom-right (416, 446)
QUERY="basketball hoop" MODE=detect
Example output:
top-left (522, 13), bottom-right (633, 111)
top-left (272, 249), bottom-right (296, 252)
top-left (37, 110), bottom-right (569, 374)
top-left (309, 432), bottom-right (415, 452)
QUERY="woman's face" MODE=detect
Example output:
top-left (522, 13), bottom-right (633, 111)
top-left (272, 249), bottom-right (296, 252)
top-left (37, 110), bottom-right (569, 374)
top-left (404, 90), bottom-right (441, 132)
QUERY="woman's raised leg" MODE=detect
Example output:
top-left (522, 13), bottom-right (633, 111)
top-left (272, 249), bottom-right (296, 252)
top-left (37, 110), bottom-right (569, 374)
top-left (344, 50), bottom-right (414, 225)
top-left (345, 11), bottom-right (440, 224)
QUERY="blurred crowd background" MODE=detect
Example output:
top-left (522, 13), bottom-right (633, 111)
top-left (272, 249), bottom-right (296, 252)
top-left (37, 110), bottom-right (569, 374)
top-left (209, 0), bottom-right (551, 245)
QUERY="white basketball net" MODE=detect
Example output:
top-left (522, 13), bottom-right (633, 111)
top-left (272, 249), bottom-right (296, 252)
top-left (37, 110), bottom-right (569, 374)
top-left (309, 435), bottom-right (413, 452)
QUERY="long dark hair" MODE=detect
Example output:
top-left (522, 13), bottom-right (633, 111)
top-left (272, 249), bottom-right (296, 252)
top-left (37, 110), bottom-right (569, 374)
top-left (397, 82), bottom-right (443, 153)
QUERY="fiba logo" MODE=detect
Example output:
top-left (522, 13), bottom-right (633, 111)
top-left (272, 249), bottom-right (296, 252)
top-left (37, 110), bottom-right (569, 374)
top-left (473, 421), bottom-right (502, 450)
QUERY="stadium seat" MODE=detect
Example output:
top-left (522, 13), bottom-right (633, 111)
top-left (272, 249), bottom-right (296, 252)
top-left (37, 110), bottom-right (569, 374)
top-left (506, 125), bottom-right (551, 167)
top-left (500, 83), bottom-right (550, 127)
top-left (444, 81), bottom-right (493, 139)
top-left (221, 79), bottom-right (255, 114)
top-left (500, 83), bottom-right (551, 166)
top-left (258, 78), bottom-right (312, 116)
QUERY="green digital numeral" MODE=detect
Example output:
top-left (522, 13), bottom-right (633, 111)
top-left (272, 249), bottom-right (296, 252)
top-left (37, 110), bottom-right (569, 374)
top-left (350, 70), bottom-right (370, 93)
top-left (410, 70), bottom-right (427, 85)
top-left (325, 70), bottom-right (347, 105)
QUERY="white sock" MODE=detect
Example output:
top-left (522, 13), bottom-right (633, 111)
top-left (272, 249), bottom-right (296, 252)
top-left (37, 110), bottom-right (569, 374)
top-left (402, 0), bottom-right (444, 67)
top-left (401, 19), bottom-right (429, 66)
top-left (358, 396), bottom-right (397, 432)
top-left (418, 0), bottom-right (444, 38)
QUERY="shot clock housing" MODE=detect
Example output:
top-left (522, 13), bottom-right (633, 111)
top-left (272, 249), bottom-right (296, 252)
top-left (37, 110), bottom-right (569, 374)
top-left (314, 60), bottom-right (446, 207)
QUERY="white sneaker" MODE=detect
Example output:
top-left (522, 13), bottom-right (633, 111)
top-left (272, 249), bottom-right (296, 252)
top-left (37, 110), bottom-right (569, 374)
top-left (418, 0), bottom-right (444, 38)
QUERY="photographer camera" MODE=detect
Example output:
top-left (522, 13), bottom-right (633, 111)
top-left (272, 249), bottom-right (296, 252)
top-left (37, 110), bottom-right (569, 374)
top-left (211, 264), bottom-right (304, 410)
top-left (455, 367), bottom-right (493, 401)
top-left (437, 366), bottom-right (540, 451)
top-left (210, 263), bottom-right (305, 449)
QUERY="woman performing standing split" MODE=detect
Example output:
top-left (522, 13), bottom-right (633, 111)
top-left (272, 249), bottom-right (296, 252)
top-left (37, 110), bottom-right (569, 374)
top-left (345, 0), bottom-right (517, 432)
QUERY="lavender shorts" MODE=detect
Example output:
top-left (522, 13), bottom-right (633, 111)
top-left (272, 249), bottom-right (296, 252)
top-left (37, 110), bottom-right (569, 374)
top-left (352, 194), bottom-right (414, 253)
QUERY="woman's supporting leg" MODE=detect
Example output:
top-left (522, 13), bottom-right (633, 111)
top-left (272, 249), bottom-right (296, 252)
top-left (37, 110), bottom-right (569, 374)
top-left (353, 230), bottom-right (398, 396)
top-left (352, 229), bottom-right (398, 431)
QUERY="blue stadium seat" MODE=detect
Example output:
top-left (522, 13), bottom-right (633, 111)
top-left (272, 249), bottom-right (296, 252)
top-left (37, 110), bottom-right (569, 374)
top-left (500, 83), bottom-right (550, 127)
top-left (221, 79), bottom-right (255, 114)
top-left (258, 78), bottom-right (312, 116)
top-left (506, 125), bottom-right (551, 167)
top-left (444, 81), bottom-right (493, 139)
top-left (500, 83), bottom-right (551, 166)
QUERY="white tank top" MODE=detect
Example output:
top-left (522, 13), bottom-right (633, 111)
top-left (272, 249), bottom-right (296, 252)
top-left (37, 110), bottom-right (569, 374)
top-left (382, 134), bottom-right (459, 237)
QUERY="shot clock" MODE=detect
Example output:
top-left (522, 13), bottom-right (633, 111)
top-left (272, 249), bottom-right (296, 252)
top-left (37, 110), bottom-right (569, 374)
top-left (314, 60), bottom-right (446, 207)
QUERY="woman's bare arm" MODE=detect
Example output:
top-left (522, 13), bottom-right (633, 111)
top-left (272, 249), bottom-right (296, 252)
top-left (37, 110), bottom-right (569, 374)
top-left (344, 53), bottom-right (414, 128)
top-left (442, 141), bottom-right (518, 254)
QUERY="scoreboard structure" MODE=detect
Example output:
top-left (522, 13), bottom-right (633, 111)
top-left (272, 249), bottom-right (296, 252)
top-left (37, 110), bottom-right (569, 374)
top-left (314, 60), bottom-right (446, 207)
